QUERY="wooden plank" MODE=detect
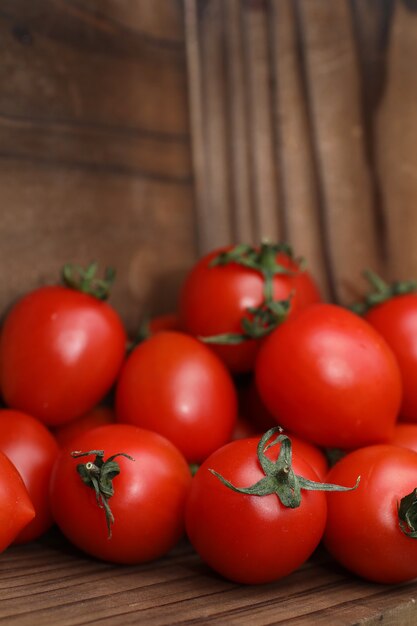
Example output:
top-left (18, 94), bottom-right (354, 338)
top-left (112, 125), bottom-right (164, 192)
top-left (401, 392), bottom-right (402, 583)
top-left (269, 0), bottom-right (330, 298)
top-left (296, 0), bottom-right (381, 303)
top-left (0, 536), bottom-right (416, 625)
top-left (375, 0), bottom-right (417, 281)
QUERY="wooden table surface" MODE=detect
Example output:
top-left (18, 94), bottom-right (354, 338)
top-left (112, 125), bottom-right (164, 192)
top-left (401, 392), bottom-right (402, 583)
top-left (1, 530), bottom-right (416, 626)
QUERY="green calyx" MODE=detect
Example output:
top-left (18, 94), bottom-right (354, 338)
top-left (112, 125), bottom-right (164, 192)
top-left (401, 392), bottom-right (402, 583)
top-left (398, 488), bottom-right (417, 538)
top-left (350, 269), bottom-right (417, 315)
top-left (61, 262), bottom-right (116, 301)
top-left (71, 449), bottom-right (135, 538)
top-left (210, 427), bottom-right (360, 508)
top-left (202, 242), bottom-right (300, 345)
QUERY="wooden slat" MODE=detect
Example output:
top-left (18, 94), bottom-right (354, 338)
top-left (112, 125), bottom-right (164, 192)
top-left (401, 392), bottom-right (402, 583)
top-left (292, 0), bottom-right (381, 302)
top-left (1, 536), bottom-right (416, 625)
top-left (375, 0), bottom-right (417, 281)
top-left (269, 0), bottom-right (330, 299)
top-left (0, 0), bottom-right (195, 332)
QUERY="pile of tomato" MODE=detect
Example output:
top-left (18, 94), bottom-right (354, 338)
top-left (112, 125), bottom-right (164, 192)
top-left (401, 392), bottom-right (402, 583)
top-left (1, 245), bottom-right (417, 586)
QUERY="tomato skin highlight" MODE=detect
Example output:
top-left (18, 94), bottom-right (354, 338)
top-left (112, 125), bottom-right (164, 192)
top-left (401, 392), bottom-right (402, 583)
top-left (0, 286), bottom-right (127, 426)
top-left (115, 331), bottom-right (237, 463)
top-left (0, 450), bottom-right (35, 552)
top-left (50, 424), bottom-right (192, 564)
top-left (324, 445), bottom-right (417, 584)
top-left (255, 304), bottom-right (402, 449)
top-left (0, 409), bottom-right (59, 543)
top-left (179, 247), bottom-right (321, 373)
top-left (364, 294), bottom-right (417, 422)
top-left (186, 437), bottom-right (327, 584)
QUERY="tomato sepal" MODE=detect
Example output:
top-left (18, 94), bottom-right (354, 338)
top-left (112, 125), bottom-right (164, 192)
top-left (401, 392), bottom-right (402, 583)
top-left (398, 488), bottom-right (417, 538)
top-left (62, 262), bottom-right (116, 301)
top-left (210, 427), bottom-right (359, 508)
top-left (351, 269), bottom-right (417, 315)
top-left (71, 449), bottom-right (135, 538)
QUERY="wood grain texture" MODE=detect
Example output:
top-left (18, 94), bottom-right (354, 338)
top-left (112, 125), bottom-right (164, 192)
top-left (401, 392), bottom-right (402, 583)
top-left (0, 0), bottom-right (195, 332)
top-left (186, 0), bottom-right (417, 301)
top-left (1, 534), bottom-right (416, 625)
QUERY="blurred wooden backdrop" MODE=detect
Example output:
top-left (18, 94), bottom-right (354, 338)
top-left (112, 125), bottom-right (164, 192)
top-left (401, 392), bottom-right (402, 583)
top-left (0, 0), bottom-right (416, 330)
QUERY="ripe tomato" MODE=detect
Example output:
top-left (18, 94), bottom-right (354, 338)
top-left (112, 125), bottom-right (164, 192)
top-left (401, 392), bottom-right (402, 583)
top-left (149, 313), bottom-right (181, 334)
top-left (256, 304), bottom-right (402, 449)
top-left (53, 406), bottom-right (115, 448)
top-left (50, 424), bottom-right (191, 564)
top-left (324, 445), bottom-right (417, 583)
top-left (0, 409), bottom-right (59, 543)
top-left (186, 430), bottom-right (332, 584)
top-left (364, 294), bottom-right (417, 422)
top-left (115, 331), bottom-right (237, 463)
top-left (179, 244), bottom-right (321, 373)
top-left (0, 450), bottom-right (35, 552)
top-left (0, 284), bottom-right (126, 426)
top-left (389, 423), bottom-right (417, 454)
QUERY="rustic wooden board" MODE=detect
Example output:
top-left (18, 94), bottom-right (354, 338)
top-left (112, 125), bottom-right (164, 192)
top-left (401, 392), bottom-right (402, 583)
top-left (1, 531), bottom-right (416, 625)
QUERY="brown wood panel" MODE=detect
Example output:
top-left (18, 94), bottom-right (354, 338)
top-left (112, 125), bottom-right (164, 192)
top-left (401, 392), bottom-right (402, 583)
top-left (1, 535), bottom-right (416, 625)
top-left (375, 0), bottom-right (417, 282)
top-left (0, 0), bottom-right (195, 332)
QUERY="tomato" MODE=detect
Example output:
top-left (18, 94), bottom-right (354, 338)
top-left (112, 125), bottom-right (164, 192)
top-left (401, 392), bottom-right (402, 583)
top-left (115, 331), bottom-right (237, 463)
top-left (50, 424), bottom-right (191, 564)
top-left (389, 423), bottom-right (417, 454)
top-left (0, 283), bottom-right (126, 426)
top-left (149, 313), bottom-right (181, 334)
top-left (324, 445), bottom-right (417, 583)
top-left (179, 244), bottom-right (321, 373)
top-left (186, 429), bottom-right (332, 584)
top-left (53, 406), bottom-right (115, 448)
top-left (0, 409), bottom-right (59, 543)
top-left (255, 304), bottom-right (402, 449)
top-left (364, 294), bottom-right (417, 422)
top-left (0, 450), bottom-right (35, 552)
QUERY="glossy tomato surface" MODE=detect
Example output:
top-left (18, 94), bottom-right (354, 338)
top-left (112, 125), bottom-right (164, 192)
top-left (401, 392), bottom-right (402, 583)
top-left (116, 332), bottom-right (237, 463)
top-left (365, 294), bottom-right (417, 422)
top-left (0, 409), bottom-right (59, 543)
top-left (50, 424), bottom-right (191, 564)
top-left (255, 304), bottom-right (402, 448)
top-left (324, 445), bottom-right (417, 583)
top-left (389, 423), bottom-right (417, 454)
top-left (0, 286), bottom-right (126, 426)
top-left (0, 450), bottom-right (35, 552)
top-left (179, 247), bottom-right (321, 372)
top-left (186, 437), bottom-right (327, 584)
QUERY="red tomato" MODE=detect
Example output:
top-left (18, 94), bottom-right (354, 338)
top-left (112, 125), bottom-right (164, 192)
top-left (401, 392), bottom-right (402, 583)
top-left (256, 304), bottom-right (402, 449)
top-left (389, 423), bottom-right (417, 454)
top-left (179, 245), bottom-right (321, 373)
top-left (149, 313), bottom-right (181, 334)
top-left (0, 409), bottom-right (59, 543)
top-left (0, 285), bottom-right (126, 426)
top-left (53, 406), bottom-right (115, 448)
top-left (186, 432), bottom-right (329, 584)
top-left (50, 424), bottom-right (191, 564)
top-left (364, 294), bottom-right (417, 422)
top-left (115, 331), bottom-right (237, 463)
top-left (324, 445), bottom-right (417, 583)
top-left (0, 450), bottom-right (35, 552)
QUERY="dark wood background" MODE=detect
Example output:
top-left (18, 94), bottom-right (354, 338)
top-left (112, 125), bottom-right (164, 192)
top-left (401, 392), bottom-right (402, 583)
top-left (1, 0), bottom-right (416, 329)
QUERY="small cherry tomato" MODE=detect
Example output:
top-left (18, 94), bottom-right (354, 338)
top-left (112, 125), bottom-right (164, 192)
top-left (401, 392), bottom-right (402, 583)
top-left (0, 450), bottom-right (35, 552)
top-left (50, 424), bottom-right (192, 564)
top-left (324, 445), bottom-right (417, 583)
top-left (389, 423), bottom-right (417, 454)
top-left (116, 331), bottom-right (237, 463)
top-left (186, 429), bottom-right (346, 584)
top-left (53, 406), bottom-right (115, 448)
top-left (256, 304), bottom-right (402, 449)
top-left (179, 243), bottom-right (321, 373)
top-left (0, 409), bottom-right (59, 543)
